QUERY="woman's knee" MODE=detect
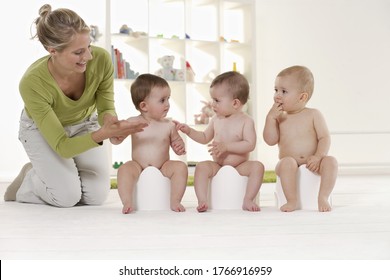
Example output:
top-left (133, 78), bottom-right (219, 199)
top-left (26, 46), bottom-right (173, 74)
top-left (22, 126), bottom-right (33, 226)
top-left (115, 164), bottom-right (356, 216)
top-left (80, 176), bottom-right (110, 205)
top-left (46, 179), bottom-right (82, 207)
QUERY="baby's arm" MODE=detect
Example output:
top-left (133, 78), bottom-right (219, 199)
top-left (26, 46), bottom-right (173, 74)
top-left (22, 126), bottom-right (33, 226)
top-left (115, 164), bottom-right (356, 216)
top-left (263, 102), bottom-right (283, 146)
top-left (307, 109), bottom-right (331, 172)
top-left (174, 119), bottom-right (214, 144)
top-left (170, 122), bottom-right (186, 155)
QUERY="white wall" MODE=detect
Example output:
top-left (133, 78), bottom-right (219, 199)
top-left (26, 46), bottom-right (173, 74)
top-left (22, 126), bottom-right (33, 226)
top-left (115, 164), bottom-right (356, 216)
top-left (255, 0), bottom-right (390, 174)
top-left (1, 0), bottom-right (389, 180)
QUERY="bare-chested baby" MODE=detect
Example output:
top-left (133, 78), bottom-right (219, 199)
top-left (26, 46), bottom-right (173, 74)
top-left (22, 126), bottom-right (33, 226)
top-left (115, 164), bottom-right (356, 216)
top-left (175, 71), bottom-right (264, 212)
top-left (263, 65), bottom-right (338, 212)
top-left (116, 74), bottom-right (187, 214)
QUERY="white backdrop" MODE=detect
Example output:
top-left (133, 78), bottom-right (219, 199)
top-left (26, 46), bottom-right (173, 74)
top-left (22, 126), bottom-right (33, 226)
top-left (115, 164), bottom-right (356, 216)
top-left (1, 0), bottom-right (389, 180)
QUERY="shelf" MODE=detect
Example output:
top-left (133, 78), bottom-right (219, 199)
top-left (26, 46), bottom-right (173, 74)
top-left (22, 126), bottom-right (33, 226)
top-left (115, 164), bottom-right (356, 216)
top-left (105, 0), bottom-right (255, 168)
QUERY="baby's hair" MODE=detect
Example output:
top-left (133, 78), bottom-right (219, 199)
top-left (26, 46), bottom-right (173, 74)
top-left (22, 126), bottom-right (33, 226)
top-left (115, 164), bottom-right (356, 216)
top-left (277, 65), bottom-right (314, 100)
top-left (210, 71), bottom-right (250, 104)
top-left (130, 74), bottom-right (170, 110)
top-left (31, 4), bottom-right (90, 51)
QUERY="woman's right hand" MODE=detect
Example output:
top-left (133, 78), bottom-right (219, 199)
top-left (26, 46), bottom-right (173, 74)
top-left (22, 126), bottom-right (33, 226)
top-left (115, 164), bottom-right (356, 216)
top-left (92, 116), bottom-right (148, 144)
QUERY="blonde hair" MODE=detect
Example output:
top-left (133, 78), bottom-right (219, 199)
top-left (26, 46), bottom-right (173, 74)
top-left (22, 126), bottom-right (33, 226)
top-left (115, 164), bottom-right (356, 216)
top-left (210, 71), bottom-right (250, 104)
top-left (32, 4), bottom-right (90, 51)
top-left (130, 74), bottom-right (170, 111)
top-left (277, 65), bottom-right (314, 100)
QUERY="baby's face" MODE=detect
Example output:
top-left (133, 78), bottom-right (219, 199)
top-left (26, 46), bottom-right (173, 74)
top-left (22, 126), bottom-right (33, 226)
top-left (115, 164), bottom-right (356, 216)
top-left (210, 84), bottom-right (235, 117)
top-left (143, 86), bottom-right (171, 120)
top-left (274, 75), bottom-right (306, 113)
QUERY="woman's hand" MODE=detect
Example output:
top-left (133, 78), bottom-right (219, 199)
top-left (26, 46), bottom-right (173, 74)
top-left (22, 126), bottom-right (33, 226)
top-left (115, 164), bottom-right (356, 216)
top-left (92, 115), bottom-right (148, 144)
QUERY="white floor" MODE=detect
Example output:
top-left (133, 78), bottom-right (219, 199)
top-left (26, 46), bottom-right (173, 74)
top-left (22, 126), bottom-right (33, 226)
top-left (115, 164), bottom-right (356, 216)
top-left (0, 175), bottom-right (390, 260)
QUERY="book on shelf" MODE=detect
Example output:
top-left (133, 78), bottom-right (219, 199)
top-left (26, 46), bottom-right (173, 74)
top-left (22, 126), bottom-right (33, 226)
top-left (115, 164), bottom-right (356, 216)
top-left (111, 45), bottom-right (139, 80)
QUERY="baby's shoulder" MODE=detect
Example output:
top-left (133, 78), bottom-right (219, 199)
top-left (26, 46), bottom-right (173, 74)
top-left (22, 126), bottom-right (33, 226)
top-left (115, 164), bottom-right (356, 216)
top-left (239, 112), bottom-right (255, 124)
top-left (127, 115), bottom-right (143, 122)
top-left (304, 107), bottom-right (324, 118)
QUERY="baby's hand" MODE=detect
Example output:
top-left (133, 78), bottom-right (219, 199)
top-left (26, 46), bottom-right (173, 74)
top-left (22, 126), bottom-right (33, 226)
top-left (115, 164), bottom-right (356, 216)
top-left (306, 155), bottom-right (322, 173)
top-left (109, 136), bottom-right (125, 145)
top-left (172, 120), bottom-right (191, 135)
top-left (268, 102), bottom-right (283, 120)
top-left (208, 141), bottom-right (227, 158)
top-left (171, 138), bottom-right (186, 155)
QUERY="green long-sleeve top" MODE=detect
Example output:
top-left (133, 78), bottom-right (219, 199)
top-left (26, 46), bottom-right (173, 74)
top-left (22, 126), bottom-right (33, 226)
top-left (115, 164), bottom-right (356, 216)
top-left (19, 46), bottom-right (116, 158)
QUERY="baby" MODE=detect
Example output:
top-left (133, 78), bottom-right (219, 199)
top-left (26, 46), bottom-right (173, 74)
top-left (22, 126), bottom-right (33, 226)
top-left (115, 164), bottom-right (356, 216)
top-left (116, 74), bottom-right (187, 214)
top-left (176, 71), bottom-right (264, 212)
top-left (263, 65), bottom-right (338, 212)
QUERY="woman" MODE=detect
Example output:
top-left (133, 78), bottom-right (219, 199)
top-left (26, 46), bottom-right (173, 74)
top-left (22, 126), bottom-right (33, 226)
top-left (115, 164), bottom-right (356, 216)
top-left (4, 4), bottom-right (147, 207)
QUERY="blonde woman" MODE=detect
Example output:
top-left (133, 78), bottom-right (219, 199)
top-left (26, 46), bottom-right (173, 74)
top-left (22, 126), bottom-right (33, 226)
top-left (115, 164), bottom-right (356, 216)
top-left (4, 4), bottom-right (147, 207)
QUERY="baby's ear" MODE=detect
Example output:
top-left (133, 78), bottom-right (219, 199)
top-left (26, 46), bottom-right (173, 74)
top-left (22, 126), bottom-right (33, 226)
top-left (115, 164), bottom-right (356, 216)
top-left (139, 101), bottom-right (147, 112)
top-left (300, 92), bottom-right (309, 102)
top-left (233, 98), bottom-right (242, 108)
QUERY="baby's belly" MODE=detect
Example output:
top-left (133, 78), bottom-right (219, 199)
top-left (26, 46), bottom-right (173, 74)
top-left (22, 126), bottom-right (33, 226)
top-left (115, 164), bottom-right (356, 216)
top-left (133, 149), bottom-right (169, 169)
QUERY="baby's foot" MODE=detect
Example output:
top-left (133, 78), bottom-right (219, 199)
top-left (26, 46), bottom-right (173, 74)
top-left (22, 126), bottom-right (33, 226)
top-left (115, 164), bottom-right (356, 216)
top-left (171, 202), bottom-right (186, 212)
top-left (122, 204), bottom-right (134, 214)
top-left (242, 199), bottom-right (260, 212)
top-left (280, 201), bottom-right (298, 212)
top-left (318, 197), bottom-right (332, 212)
top-left (197, 201), bottom-right (209, 212)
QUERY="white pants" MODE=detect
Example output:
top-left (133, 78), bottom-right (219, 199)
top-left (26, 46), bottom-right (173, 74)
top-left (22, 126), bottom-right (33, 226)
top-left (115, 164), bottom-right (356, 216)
top-left (16, 110), bottom-right (111, 207)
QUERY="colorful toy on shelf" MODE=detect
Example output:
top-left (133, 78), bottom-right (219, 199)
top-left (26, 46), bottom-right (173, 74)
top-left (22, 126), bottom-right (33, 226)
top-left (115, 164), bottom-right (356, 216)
top-left (90, 25), bottom-right (101, 42)
top-left (113, 161), bottom-right (124, 169)
top-left (186, 61), bottom-right (195, 82)
top-left (155, 55), bottom-right (184, 81)
top-left (119, 24), bottom-right (147, 38)
top-left (119, 24), bottom-right (132, 34)
top-left (194, 101), bottom-right (214, 125)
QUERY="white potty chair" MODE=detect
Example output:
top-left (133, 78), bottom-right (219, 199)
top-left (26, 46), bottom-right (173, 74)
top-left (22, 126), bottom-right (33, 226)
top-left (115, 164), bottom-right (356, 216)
top-left (275, 164), bottom-right (331, 210)
top-left (134, 166), bottom-right (171, 211)
top-left (209, 165), bottom-right (250, 210)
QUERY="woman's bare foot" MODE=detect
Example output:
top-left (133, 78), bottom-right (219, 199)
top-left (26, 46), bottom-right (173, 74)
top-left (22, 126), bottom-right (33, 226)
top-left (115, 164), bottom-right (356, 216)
top-left (280, 201), bottom-right (298, 212)
top-left (242, 199), bottom-right (260, 212)
top-left (197, 201), bottom-right (208, 212)
top-left (318, 197), bottom-right (332, 212)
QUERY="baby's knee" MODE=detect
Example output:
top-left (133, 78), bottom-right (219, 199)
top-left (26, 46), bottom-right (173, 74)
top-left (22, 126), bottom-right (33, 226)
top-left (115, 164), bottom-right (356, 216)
top-left (321, 156), bottom-right (338, 173)
top-left (173, 160), bottom-right (188, 174)
top-left (254, 161), bottom-right (265, 173)
top-left (276, 157), bottom-right (298, 174)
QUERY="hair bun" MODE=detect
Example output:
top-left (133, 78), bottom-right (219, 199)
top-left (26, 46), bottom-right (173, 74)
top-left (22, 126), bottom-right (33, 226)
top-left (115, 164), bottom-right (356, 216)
top-left (38, 4), bottom-right (52, 17)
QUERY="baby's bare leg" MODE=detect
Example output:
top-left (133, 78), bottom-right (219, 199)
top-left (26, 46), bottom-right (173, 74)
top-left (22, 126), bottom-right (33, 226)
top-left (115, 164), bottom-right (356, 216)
top-left (276, 157), bottom-right (299, 212)
top-left (117, 161), bottom-right (142, 214)
top-left (236, 161), bottom-right (264, 211)
top-left (161, 160), bottom-right (188, 212)
top-left (318, 156), bottom-right (338, 212)
top-left (194, 161), bottom-right (220, 212)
